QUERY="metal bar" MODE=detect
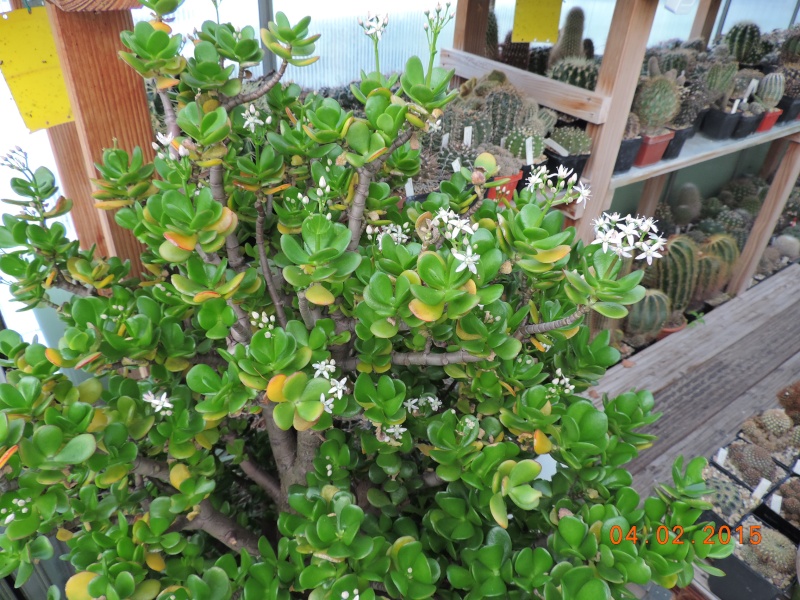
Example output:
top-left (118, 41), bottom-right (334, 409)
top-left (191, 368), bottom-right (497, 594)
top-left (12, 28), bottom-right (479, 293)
top-left (713, 0), bottom-right (732, 42)
top-left (791, 0), bottom-right (800, 26)
top-left (258, 0), bottom-right (276, 75)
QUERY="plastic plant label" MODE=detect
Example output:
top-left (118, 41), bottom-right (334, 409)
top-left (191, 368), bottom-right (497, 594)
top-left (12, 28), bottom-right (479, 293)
top-left (771, 494), bottom-right (782, 513)
top-left (731, 99), bottom-right (741, 115)
top-left (452, 158), bottom-right (461, 173)
top-left (545, 138), bottom-right (569, 157)
top-left (744, 79), bottom-right (759, 100)
top-left (664, 0), bottom-right (697, 15)
top-left (752, 478), bottom-right (771, 502)
top-left (525, 137), bottom-right (534, 164)
top-left (715, 447), bottom-right (728, 467)
top-left (404, 178), bottom-right (414, 197)
top-left (500, 136), bottom-right (507, 149)
top-left (512, 0), bottom-right (561, 43)
top-left (441, 133), bottom-right (450, 149)
top-left (463, 126), bottom-right (473, 148)
top-left (793, 459), bottom-right (800, 475)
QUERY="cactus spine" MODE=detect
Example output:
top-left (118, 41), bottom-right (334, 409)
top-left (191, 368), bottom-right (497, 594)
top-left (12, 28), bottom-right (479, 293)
top-left (528, 47), bottom-right (551, 76)
top-left (625, 289), bottom-right (671, 346)
top-left (756, 73), bottom-right (785, 110)
top-left (500, 31), bottom-right (531, 70)
top-left (548, 7), bottom-right (585, 68)
top-left (550, 126), bottom-right (592, 155)
top-left (691, 254), bottom-right (726, 307)
top-left (780, 63), bottom-right (800, 98)
top-left (549, 57), bottom-right (599, 91)
top-left (652, 235), bottom-right (700, 315)
top-left (726, 22), bottom-right (762, 64)
top-left (633, 71), bottom-right (681, 135)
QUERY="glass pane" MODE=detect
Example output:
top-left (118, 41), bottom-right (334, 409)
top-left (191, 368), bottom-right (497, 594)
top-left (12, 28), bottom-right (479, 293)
top-left (715, 0), bottom-right (798, 40)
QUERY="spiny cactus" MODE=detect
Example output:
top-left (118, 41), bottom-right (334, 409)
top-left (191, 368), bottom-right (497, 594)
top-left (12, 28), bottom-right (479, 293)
top-left (654, 202), bottom-right (675, 235)
top-left (700, 197), bottom-right (725, 219)
top-left (756, 72), bottom-right (785, 110)
top-left (697, 218), bottom-right (725, 234)
top-left (691, 254), bottom-right (726, 306)
top-left (701, 234), bottom-right (740, 281)
top-left (687, 229), bottom-right (708, 244)
top-left (778, 380), bottom-right (800, 425)
top-left (721, 176), bottom-right (762, 208)
top-left (550, 126), bottom-right (592, 155)
top-left (660, 49), bottom-right (697, 76)
top-left (741, 195), bottom-right (763, 217)
top-left (780, 63), bottom-right (800, 98)
top-left (733, 68), bottom-right (763, 99)
top-left (669, 183), bottom-right (702, 226)
top-left (650, 234), bottom-right (699, 315)
top-left (778, 478), bottom-right (800, 527)
top-left (726, 22), bottom-right (763, 64)
top-left (633, 72), bottom-right (682, 135)
top-left (671, 83), bottom-right (710, 129)
top-left (437, 142), bottom-right (473, 173)
top-left (740, 525), bottom-right (796, 589)
top-left (537, 108), bottom-right (557, 134)
top-left (485, 11), bottom-right (499, 60)
top-left (741, 410), bottom-right (794, 453)
top-left (718, 210), bottom-right (751, 250)
top-left (505, 131), bottom-right (544, 162)
top-left (500, 31), bottom-right (531, 70)
top-left (705, 61), bottom-right (738, 108)
top-left (758, 246), bottom-right (782, 276)
top-left (528, 46), bottom-right (551, 76)
top-left (702, 468), bottom-right (753, 522)
top-left (583, 38), bottom-right (595, 60)
top-left (728, 442), bottom-right (778, 487)
top-left (548, 7), bottom-right (585, 68)
top-left (623, 113), bottom-right (641, 140)
top-left (549, 57), bottom-right (598, 91)
top-left (781, 34), bottom-right (800, 63)
top-left (474, 143), bottom-right (525, 177)
top-left (624, 289), bottom-right (670, 347)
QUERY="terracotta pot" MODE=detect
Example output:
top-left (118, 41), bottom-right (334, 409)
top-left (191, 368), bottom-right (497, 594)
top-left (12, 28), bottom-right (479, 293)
top-left (633, 130), bottom-right (675, 167)
top-left (488, 171), bottom-right (523, 204)
top-left (756, 108), bottom-right (783, 132)
top-left (657, 319), bottom-right (686, 340)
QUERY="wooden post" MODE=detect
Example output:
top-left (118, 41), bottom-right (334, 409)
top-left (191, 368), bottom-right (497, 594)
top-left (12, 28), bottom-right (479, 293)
top-left (636, 173), bottom-right (670, 218)
top-left (759, 139), bottom-right (789, 180)
top-left (46, 3), bottom-right (153, 274)
top-left (453, 0), bottom-right (490, 56)
top-left (727, 133), bottom-right (800, 295)
top-left (575, 0), bottom-right (660, 243)
top-left (689, 0), bottom-right (722, 44)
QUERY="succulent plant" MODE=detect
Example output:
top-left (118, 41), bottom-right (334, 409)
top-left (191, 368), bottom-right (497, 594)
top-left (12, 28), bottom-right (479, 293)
top-left (781, 34), bottom-right (800, 63)
top-left (740, 194), bottom-right (763, 217)
top-left (550, 126), bottom-right (592, 156)
top-left (780, 62), bottom-right (800, 98)
top-left (537, 107), bottom-right (558, 133)
top-left (725, 22), bottom-right (763, 64)
top-left (649, 235), bottom-right (699, 315)
top-left (669, 183), bottom-right (702, 226)
top-left (504, 131), bottom-right (545, 162)
top-left (778, 478), bottom-right (800, 527)
top-left (659, 49), bottom-right (697, 76)
top-left (548, 7), bottom-right (585, 68)
top-left (633, 63), bottom-right (682, 135)
top-left (500, 30), bottom-right (531, 70)
top-left (700, 197), bottom-right (725, 219)
top-left (756, 72), bottom-right (785, 110)
top-left (732, 68), bottom-right (763, 99)
top-left (778, 380), bottom-right (800, 425)
top-left (528, 46), bottom-right (551, 76)
top-left (702, 467), bottom-right (752, 522)
top-left (671, 82), bottom-right (710, 129)
top-left (739, 525), bottom-right (796, 589)
top-left (758, 246), bottom-right (782, 276)
top-left (486, 11), bottom-right (499, 60)
top-left (623, 113), bottom-right (641, 140)
top-left (686, 229), bottom-right (708, 244)
top-left (704, 60), bottom-right (738, 108)
top-left (583, 38), bottom-right (595, 60)
top-left (549, 57), bottom-right (599, 91)
top-left (691, 254), bottom-right (726, 306)
top-left (624, 289), bottom-right (670, 347)
top-left (721, 176), bottom-right (763, 208)
top-left (696, 218), bottom-right (725, 234)
top-left (728, 443), bottom-right (777, 487)
top-left (700, 234), bottom-right (740, 281)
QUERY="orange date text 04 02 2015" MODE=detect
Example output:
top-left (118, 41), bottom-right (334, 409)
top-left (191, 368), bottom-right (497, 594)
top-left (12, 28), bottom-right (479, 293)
top-left (608, 524), bottom-right (762, 546)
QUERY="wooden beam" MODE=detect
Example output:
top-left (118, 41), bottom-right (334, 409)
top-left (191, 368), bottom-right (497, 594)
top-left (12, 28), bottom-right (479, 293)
top-left (759, 138), bottom-right (789, 180)
top-left (441, 49), bottom-right (611, 123)
top-left (47, 4), bottom-right (153, 275)
top-left (576, 0), bottom-right (660, 243)
top-left (636, 173), bottom-right (670, 218)
top-left (689, 0), bottom-right (722, 44)
top-left (727, 133), bottom-right (800, 295)
top-left (452, 0), bottom-right (490, 57)
top-left (49, 0), bottom-right (140, 10)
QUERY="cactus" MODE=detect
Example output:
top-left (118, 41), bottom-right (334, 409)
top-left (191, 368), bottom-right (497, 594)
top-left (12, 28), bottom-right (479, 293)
top-left (505, 131), bottom-right (544, 162)
top-left (756, 72), bottom-right (785, 110)
top-left (758, 246), bottom-right (782, 276)
top-left (780, 63), bottom-right (800, 98)
top-left (548, 7), bottom-right (585, 68)
top-left (650, 234), bottom-right (699, 315)
top-left (740, 526), bottom-right (796, 589)
top-left (659, 49), bottom-right (697, 76)
top-left (691, 254), bottom-right (726, 306)
top-left (697, 218), bottom-right (724, 234)
top-left (633, 72), bottom-right (681, 135)
top-left (687, 229), bottom-right (708, 244)
top-left (537, 108), bottom-right (557, 134)
top-left (721, 176), bottom-right (761, 208)
top-left (550, 126), bottom-right (592, 155)
top-left (703, 471), bottom-right (752, 522)
top-left (741, 195), bottom-right (762, 217)
top-left (474, 143), bottom-right (525, 177)
top-left (682, 38), bottom-right (707, 52)
top-left (486, 11), bottom-right (499, 60)
top-left (779, 478), bottom-right (800, 527)
top-left (701, 234), bottom-right (740, 280)
top-left (671, 83), bottom-right (710, 129)
top-left (669, 183), bottom-right (702, 226)
top-left (780, 34), bottom-right (800, 64)
top-left (653, 202), bottom-right (675, 234)
top-left (549, 57), bottom-right (598, 91)
top-left (773, 234), bottom-right (800, 259)
top-left (728, 442), bottom-right (776, 486)
top-left (705, 60), bottom-right (738, 108)
top-left (732, 68), bottom-right (763, 99)
top-left (528, 46), bottom-right (551, 76)
top-left (718, 209), bottom-right (751, 250)
top-left (624, 289), bottom-right (670, 347)
top-left (778, 380), bottom-right (800, 425)
top-left (725, 22), bottom-right (763, 64)
top-left (500, 31), bottom-right (531, 70)
top-left (700, 197), bottom-right (725, 219)
top-left (583, 38), bottom-right (595, 60)
top-left (437, 142), bottom-right (473, 173)
top-left (623, 113), bottom-right (641, 140)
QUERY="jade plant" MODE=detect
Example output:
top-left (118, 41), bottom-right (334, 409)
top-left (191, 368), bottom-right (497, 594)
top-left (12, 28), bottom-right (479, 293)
top-left (0, 5), bottom-right (733, 600)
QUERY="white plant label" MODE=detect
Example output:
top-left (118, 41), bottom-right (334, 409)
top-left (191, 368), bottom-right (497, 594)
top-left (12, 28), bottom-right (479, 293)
top-left (451, 158), bottom-right (461, 173)
top-left (463, 126), bottom-right (473, 148)
top-left (525, 137), bottom-right (534, 165)
top-left (731, 99), bottom-right (741, 115)
top-left (545, 137), bottom-right (569, 157)
top-left (771, 494), bottom-right (783, 513)
top-left (745, 79), bottom-right (760, 100)
top-left (441, 132), bottom-right (450, 149)
top-left (404, 178), bottom-right (414, 197)
top-left (500, 136), bottom-right (507, 149)
top-left (752, 478), bottom-right (771, 502)
top-left (715, 447), bottom-right (727, 467)
top-left (793, 459), bottom-right (800, 475)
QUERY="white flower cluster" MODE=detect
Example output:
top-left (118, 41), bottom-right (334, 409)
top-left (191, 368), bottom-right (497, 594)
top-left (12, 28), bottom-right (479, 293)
top-left (385, 423), bottom-right (407, 440)
top-left (403, 394), bottom-right (442, 413)
top-left (243, 104), bottom-right (272, 133)
top-left (340, 590), bottom-right (360, 600)
top-left (320, 377), bottom-right (348, 414)
top-left (143, 390), bottom-right (174, 416)
top-left (525, 165), bottom-right (590, 206)
top-left (591, 213), bottom-right (666, 265)
top-left (358, 12), bottom-right (388, 39)
top-left (430, 208), bottom-right (481, 274)
top-left (366, 222), bottom-right (411, 250)
top-left (250, 311), bottom-right (276, 334)
top-left (545, 368), bottom-right (575, 400)
top-left (152, 132), bottom-right (189, 159)
top-left (1, 497), bottom-right (31, 525)
top-left (153, 283), bottom-right (174, 298)
top-left (312, 358), bottom-right (337, 379)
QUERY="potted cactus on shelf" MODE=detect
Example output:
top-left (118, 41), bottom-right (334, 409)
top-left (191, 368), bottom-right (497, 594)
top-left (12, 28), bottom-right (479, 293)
top-left (725, 22), bottom-right (766, 67)
top-left (544, 125), bottom-right (592, 179)
top-left (754, 72), bottom-right (786, 131)
top-left (701, 60), bottom-right (742, 140)
top-left (643, 234), bottom-right (699, 335)
top-left (613, 113), bottom-right (643, 173)
top-left (623, 288), bottom-right (670, 348)
top-left (632, 57), bottom-right (682, 166)
top-left (664, 82), bottom-right (709, 159)
top-left (777, 61), bottom-right (800, 122)
top-left (548, 56), bottom-right (598, 91)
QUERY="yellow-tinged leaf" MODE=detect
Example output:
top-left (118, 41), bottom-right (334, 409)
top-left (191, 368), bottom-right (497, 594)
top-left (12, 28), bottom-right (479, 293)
top-left (408, 299), bottom-right (444, 322)
top-left (416, 444), bottom-right (434, 457)
top-left (166, 465), bottom-right (189, 493)
top-left (131, 579), bottom-right (161, 600)
top-left (96, 464), bottom-right (129, 487)
top-left (202, 99), bottom-right (220, 112)
top-left (86, 410), bottom-right (108, 433)
top-left (373, 362), bottom-right (392, 373)
top-left (193, 290), bottom-right (221, 303)
top-left (541, 401), bottom-right (552, 416)
top-left (203, 417), bottom-right (223, 430)
top-left (293, 413), bottom-right (316, 431)
top-left (460, 279), bottom-right (477, 294)
top-left (75, 352), bottom-right (102, 369)
top-left (145, 552), bottom-right (166, 572)
top-left (531, 339), bottom-right (547, 353)
top-left (94, 274), bottom-right (115, 289)
top-left (149, 20), bottom-right (172, 33)
top-left (234, 181), bottom-right (261, 192)
top-left (305, 283), bottom-right (335, 306)
top-left (562, 326), bottom-right (580, 339)
top-left (65, 571), bottom-right (98, 600)
top-left (263, 183), bottom-right (291, 195)
top-left (533, 245), bottom-right (571, 263)
top-left (196, 158), bottom-right (223, 167)
top-left (285, 106), bottom-right (297, 125)
top-left (500, 381), bottom-right (517, 397)
top-left (164, 231), bottom-right (198, 251)
top-left (164, 356), bottom-right (190, 372)
top-left (533, 430), bottom-right (553, 454)
top-left (56, 528), bottom-right (74, 541)
top-left (277, 223), bottom-right (302, 234)
top-left (399, 270), bottom-right (421, 285)
top-left (266, 374), bottom-right (287, 403)
top-left (0, 445), bottom-right (19, 469)
top-left (44, 269), bottom-right (56, 288)
top-left (195, 430), bottom-right (217, 449)
top-left (155, 76), bottom-right (179, 89)
top-left (45, 347), bottom-right (64, 366)
top-left (456, 321), bottom-right (482, 341)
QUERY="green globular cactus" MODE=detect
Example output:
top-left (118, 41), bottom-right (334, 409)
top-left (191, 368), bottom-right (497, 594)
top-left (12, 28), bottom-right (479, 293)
top-left (701, 234), bottom-right (740, 281)
top-left (500, 31), bottom-right (531, 70)
top-left (722, 176), bottom-right (761, 207)
top-left (704, 473), bottom-right (751, 522)
top-left (718, 209), bottom-right (751, 250)
top-left (669, 183), bottom-right (702, 226)
top-left (756, 72), bottom-right (785, 110)
top-left (654, 202), bottom-right (675, 235)
top-left (485, 88), bottom-right (523, 143)
top-left (548, 7), bottom-right (585, 68)
top-left (505, 131), bottom-right (544, 162)
top-left (705, 60), bottom-right (738, 108)
top-left (780, 63), bottom-right (800, 98)
top-left (697, 218), bottom-right (725, 234)
top-left (741, 195), bottom-right (763, 217)
top-left (733, 68), bottom-right (763, 98)
top-left (633, 74), bottom-right (681, 135)
top-left (549, 57), bottom-right (599, 91)
top-left (486, 11), bottom-right (499, 60)
top-left (780, 34), bottom-right (800, 64)
top-left (623, 113), bottom-right (641, 140)
top-left (726, 22), bottom-right (763, 64)
top-left (528, 47), bottom-right (551, 76)
top-left (691, 254), bottom-right (726, 307)
top-left (740, 527), bottom-right (796, 589)
top-left (651, 234), bottom-right (699, 316)
top-left (537, 108), bottom-right (557, 134)
top-left (728, 443), bottom-right (775, 487)
top-left (624, 289), bottom-right (670, 347)
top-left (700, 197), bottom-right (725, 219)
top-left (671, 83), bottom-right (710, 129)
top-left (437, 142), bottom-right (472, 173)
top-left (550, 126), bottom-right (592, 155)
top-left (659, 49), bottom-right (697, 76)
top-left (687, 229), bottom-right (708, 244)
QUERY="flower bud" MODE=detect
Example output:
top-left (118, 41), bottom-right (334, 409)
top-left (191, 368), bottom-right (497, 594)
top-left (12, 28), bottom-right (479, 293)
top-left (471, 169), bottom-right (486, 186)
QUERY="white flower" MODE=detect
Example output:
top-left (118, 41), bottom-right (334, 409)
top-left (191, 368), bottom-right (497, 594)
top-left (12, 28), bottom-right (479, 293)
top-left (556, 164), bottom-right (573, 181)
top-left (177, 144), bottom-right (190, 157)
top-left (3, 513), bottom-right (14, 525)
top-left (156, 131), bottom-right (174, 147)
top-left (250, 311), bottom-right (275, 330)
top-left (591, 228), bottom-right (620, 254)
top-left (617, 220), bottom-right (640, 246)
top-left (312, 359), bottom-right (337, 379)
top-left (636, 245), bottom-right (662, 265)
top-left (428, 118), bottom-right (442, 133)
top-left (329, 377), bottom-right (348, 399)
top-left (452, 244), bottom-right (479, 275)
top-left (385, 424), bottom-right (407, 440)
top-left (425, 396), bottom-right (442, 411)
top-left (143, 390), bottom-right (173, 415)
top-left (243, 104), bottom-right (264, 133)
top-left (640, 217), bottom-right (658, 232)
top-left (320, 393), bottom-right (335, 414)
top-left (573, 182), bottom-right (591, 205)
top-left (403, 397), bottom-right (419, 412)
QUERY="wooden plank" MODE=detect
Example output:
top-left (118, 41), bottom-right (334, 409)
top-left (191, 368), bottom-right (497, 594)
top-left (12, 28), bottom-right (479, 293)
top-left (49, 0), bottom-right (140, 10)
top-left (689, 0), bottom-right (722, 44)
top-left (452, 0), bottom-right (490, 57)
top-left (758, 138), bottom-right (788, 180)
top-left (728, 136), bottom-right (800, 295)
top-left (637, 173), bottom-right (669, 217)
top-left (440, 48), bottom-right (611, 124)
top-left (610, 120), bottom-right (800, 189)
top-left (575, 0), bottom-right (660, 243)
top-left (47, 4), bottom-right (152, 276)
top-left (590, 263), bottom-right (800, 399)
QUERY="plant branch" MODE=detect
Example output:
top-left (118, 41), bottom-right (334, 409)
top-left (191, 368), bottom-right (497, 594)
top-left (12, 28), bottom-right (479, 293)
top-left (296, 289), bottom-right (320, 329)
top-left (341, 349), bottom-right (491, 370)
top-left (518, 305), bottom-right (590, 336)
top-left (192, 352), bottom-right (227, 368)
top-left (157, 89), bottom-right (181, 149)
top-left (255, 201), bottom-right (287, 328)
top-left (237, 458), bottom-right (282, 504)
top-left (209, 165), bottom-right (244, 270)
top-left (222, 62), bottom-right (288, 111)
top-left (54, 274), bottom-right (93, 297)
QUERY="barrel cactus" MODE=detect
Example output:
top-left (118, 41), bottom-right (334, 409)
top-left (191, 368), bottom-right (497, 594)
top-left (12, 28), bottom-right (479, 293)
top-left (549, 57), bottom-right (599, 91)
top-left (505, 130), bottom-right (545, 161)
top-left (623, 113), bottom-right (641, 140)
top-left (550, 126), bottom-right (592, 155)
top-left (781, 34), bottom-right (800, 64)
top-left (780, 62), bottom-right (800, 98)
top-left (528, 46), bottom-right (551, 75)
top-left (701, 234), bottom-right (740, 280)
top-left (705, 60), bottom-right (738, 108)
top-left (691, 254), bottom-right (727, 308)
top-left (756, 72), bottom-right (785, 110)
top-left (669, 183), bottom-right (702, 226)
top-left (548, 7), bottom-right (585, 68)
top-left (633, 65), bottom-right (681, 135)
top-left (624, 289), bottom-right (671, 347)
top-left (485, 10), bottom-right (499, 60)
top-left (700, 196), bottom-right (725, 219)
top-left (650, 235), bottom-right (699, 316)
top-left (659, 49), bottom-right (697, 76)
top-left (725, 22), bottom-right (763, 64)
top-left (500, 30), bottom-right (531, 70)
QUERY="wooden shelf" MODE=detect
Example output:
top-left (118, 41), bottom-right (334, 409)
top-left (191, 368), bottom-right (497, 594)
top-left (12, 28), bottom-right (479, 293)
top-left (610, 120), bottom-right (800, 189)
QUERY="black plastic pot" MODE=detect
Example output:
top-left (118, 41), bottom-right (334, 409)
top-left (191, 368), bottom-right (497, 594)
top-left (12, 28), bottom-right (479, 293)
top-left (732, 113), bottom-right (764, 139)
top-left (691, 108), bottom-right (710, 137)
top-left (662, 126), bottom-right (693, 159)
top-left (544, 149), bottom-right (590, 181)
top-left (701, 109), bottom-right (742, 140)
top-left (777, 95), bottom-right (800, 123)
top-left (708, 553), bottom-right (784, 600)
top-left (613, 137), bottom-right (643, 174)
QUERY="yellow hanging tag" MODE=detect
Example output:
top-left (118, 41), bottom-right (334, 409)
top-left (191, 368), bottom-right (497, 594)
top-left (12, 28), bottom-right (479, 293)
top-left (512, 0), bottom-right (562, 44)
